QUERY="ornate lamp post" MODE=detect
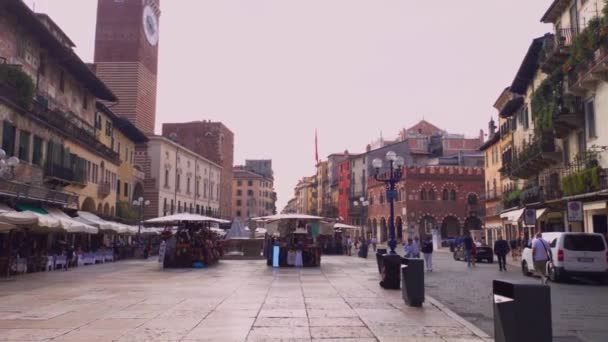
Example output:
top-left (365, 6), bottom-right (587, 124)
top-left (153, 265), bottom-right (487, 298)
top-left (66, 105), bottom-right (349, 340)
top-left (372, 151), bottom-right (404, 255)
top-left (132, 197), bottom-right (151, 241)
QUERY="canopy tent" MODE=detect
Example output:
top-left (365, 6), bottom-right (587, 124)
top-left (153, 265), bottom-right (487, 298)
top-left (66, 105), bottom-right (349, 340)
top-left (144, 213), bottom-right (230, 226)
top-left (252, 213), bottom-right (326, 222)
top-left (225, 219), bottom-right (248, 239)
top-left (44, 208), bottom-right (98, 234)
top-left (334, 223), bottom-right (359, 230)
top-left (75, 211), bottom-right (124, 233)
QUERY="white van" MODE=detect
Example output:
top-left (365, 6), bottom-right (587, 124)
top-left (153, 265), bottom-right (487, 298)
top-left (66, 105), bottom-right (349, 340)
top-left (521, 232), bottom-right (608, 283)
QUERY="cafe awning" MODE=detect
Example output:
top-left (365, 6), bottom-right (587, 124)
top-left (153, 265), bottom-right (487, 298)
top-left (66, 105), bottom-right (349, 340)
top-left (75, 211), bottom-right (123, 233)
top-left (45, 208), bottom-right (98, 234)
top-left (500, 208), bottom-right (525, 224)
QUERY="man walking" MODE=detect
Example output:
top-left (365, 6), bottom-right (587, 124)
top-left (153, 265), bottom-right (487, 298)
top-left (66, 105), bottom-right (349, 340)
top-left (532, 232), bottom-right (552, 284)
top-left (421, 236), bottom-right (433, 272)
top-left (494, 235), bottom-right (510, 271)
top-left (463, 233), bottom-right (474, 267)
top-left (371, 237), bottom-right (377, 252)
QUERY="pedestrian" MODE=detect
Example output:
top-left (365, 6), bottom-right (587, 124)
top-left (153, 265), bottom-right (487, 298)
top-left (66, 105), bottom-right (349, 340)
top-left (65, 245), bottom-right (74, 270)
top-left (494, 235), bottom-right (510, 271)
top-left (532, 232), bottom-right (552, 284)
top-left (510, 239), bottom-right (518, 261)
top-left (371, 237), bottom-right (377, 252)
top-left (411, 236), bottom-right (421, 258)
top-left (463, 233), bottom-right (474, 267)
top-left (403, 238), bottom-right (413, 257)
top-left (346, 236), bottom-right (353, 256)
top-left (471, 242), bottom-right (477, 267)
top-left (421, 236), bottom-right (433, 272)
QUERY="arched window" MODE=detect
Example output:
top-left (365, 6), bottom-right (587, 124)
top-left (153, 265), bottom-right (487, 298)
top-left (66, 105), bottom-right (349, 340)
top-left (395, 189), bottom-right (400, 202)
top-left (420, 189), bottom-right (427, 201)
top-left (467, 193), bottom-right (478, 205)
top-left (369, 195), bottom-right (374, 205)
top-left (429, 189), bottom-right (436, 200)
top-left (442, 189), bottom-right (449, 201)
top-left (380, 193), bottom-right (385, 204)
top-left (450, 189), bottom-right (457, 201)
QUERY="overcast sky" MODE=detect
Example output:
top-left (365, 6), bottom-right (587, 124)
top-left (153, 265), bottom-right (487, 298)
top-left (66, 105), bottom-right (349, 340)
top-left (25, 0), bottom-right (551, 210)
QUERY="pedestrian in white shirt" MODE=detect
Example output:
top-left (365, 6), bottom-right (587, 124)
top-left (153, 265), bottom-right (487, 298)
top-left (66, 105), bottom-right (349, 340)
top-left (532, 232), bottom-right (552, 284)
top-left (411, 236), bottom-right (421, 258)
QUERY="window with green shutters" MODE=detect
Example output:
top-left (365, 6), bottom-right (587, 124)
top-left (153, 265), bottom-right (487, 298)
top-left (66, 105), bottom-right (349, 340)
top-left (18, 131), bottom-right (30, 162)
top-left (2, 122), bottom-right (16, 156)
top-left (32, 136), bottom-right (43, 167)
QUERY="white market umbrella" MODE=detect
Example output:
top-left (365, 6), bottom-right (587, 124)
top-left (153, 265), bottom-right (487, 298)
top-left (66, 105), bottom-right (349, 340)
top-left (75, 211), bottom-right (122, 233)
top-left (252, 213), bottom-right (326, 222)
top-left (144, 213), bottom-right (229, 225)
top-left (45, 208), bottom-right (98, 234)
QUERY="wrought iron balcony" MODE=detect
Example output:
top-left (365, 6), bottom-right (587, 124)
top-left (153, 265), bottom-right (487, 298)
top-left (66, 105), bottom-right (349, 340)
top-left (30, 98), bottom-right (120, 164)
top-left (520, 185), bottom-right (543, 205)
top-left (540, 28), bottom-right (577, 73)
top-left (0, 178), bottom-right (79, 208)
top-left (510, 132), bottom-right (562, 179)
top-left (567, 43), bottom-right (608, 95)
top-left (502, 189), bottom-right (521, 209)
top-left (553, 94), bottom-right (584, 139)
top-left (98, 182), bottom-right (111, 198)
top-left (44, 163), bottom-right (85, 187)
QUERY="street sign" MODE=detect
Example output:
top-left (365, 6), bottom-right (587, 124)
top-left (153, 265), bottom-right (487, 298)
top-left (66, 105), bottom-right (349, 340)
top-left (567, 201), bottom-right (583, 222)
top-left (523, 209), bottom-right (536, 226)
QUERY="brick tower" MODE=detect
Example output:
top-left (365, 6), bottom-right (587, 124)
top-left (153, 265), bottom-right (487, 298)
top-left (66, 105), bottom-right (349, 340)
top-left (94, 0), bottom-right (161, 135)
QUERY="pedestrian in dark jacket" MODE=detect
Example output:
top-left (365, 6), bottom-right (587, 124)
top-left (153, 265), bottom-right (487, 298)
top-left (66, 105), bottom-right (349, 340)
top-left (421, 236), bottom-right (433, 272)
top-left (494, 236), bottom-right (510, 271)
top-left (463, 233), bottom-right (474, 267)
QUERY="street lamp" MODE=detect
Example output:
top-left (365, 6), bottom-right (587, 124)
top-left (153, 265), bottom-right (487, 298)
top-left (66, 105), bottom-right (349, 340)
top-left (133, 197), bottom-right (151, 240)
top-left (353, 196), bottom-right (369, 238)
top-left (372, 151), bottom-right (404, 255)
top-left (0, 148), bottom-right (20, 180)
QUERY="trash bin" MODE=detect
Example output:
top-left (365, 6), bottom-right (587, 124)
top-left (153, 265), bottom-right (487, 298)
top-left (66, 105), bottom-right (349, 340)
top-left (358, 243), bottom-right (368, 258)
top-left (493, 279), bottom-right (551, 342)
top-left (401, 258), bottom-right (424, 306)
top-left (376, 248), bottom-right (387, 273)
top-left (379, 253), bottom-right (401, 290)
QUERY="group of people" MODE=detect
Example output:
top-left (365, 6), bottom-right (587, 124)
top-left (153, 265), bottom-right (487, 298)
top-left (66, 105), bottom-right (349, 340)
top-left (403, 236), bottom-right (434, 272)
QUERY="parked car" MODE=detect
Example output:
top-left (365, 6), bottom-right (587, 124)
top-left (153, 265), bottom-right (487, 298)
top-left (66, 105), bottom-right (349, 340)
top-left (453, 244), bottom-right (493, 263)
top-left (521, 232), bottom-right (608, 283)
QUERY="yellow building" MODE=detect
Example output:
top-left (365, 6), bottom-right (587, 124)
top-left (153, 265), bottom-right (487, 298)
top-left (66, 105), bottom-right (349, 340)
top-left (0, 4), bottom-right (121, 214)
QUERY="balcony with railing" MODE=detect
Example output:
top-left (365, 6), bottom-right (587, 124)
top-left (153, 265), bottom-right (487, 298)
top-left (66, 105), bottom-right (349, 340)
top-left (98, 182), bottom-right (111, 198)
top-left (510, 132), bottom-right (562, 179)
top-left (502, 188), bottom-right (521, 209)
top-left (44, 163), bottom-right (85, 187)
top-left (565, 19), bottom-right (608, 95)
top-left (0, 178), bottom-right (79, 208)
top-left (540, 28), bottom-right (577, 73)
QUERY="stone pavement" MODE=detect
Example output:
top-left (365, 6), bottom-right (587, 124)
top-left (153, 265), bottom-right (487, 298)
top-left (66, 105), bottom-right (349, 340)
top-left (0, 255), bottom-right (488, 342)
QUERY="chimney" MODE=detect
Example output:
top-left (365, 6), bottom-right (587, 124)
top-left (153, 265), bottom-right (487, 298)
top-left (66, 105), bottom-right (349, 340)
top-left (479, 129), bottom-right (484, 142)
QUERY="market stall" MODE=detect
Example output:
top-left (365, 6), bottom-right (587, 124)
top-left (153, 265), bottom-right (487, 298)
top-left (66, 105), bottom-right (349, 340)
top-left (145, 213), bottom-right (229, 268)
top-left (254, 214), bottom-right (328, 267)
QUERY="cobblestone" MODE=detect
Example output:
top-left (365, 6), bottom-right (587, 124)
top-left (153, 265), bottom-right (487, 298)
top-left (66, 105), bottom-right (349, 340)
top-left (0, 256), bottom-right (483, 341)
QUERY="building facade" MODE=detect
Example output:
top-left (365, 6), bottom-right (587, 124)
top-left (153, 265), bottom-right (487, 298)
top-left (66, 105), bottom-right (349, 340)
top-left (136, 135), bottom-right (221, 220)
top-left (232, 167), bottom-right (275, 220)
top-left (161, 121), bottom-right (234, 220)
top-left (94, 0), bottom-right (161, 135)
top-left (0, 1), bottom-right (124, 214)
top-left (367, 165), bottom-right (485, 243)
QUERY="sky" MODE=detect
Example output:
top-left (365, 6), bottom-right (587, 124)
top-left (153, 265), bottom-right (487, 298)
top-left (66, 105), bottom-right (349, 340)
top-left (25, 0), bottom-right (551, 211)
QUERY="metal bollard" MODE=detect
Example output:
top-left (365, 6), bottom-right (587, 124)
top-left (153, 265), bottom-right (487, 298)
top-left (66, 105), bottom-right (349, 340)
top-left (401, 258), bottom-right (424, 306)
top-left (493, 280), bottom-right (552, 342)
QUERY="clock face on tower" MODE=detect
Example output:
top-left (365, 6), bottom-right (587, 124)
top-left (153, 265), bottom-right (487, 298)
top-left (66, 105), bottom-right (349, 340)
top-left (142, 5), bottom-right (159, 46)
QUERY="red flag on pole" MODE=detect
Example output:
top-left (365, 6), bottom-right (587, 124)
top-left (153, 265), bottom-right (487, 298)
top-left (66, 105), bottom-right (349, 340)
top-left (315, 129), bottom-right (319, 164)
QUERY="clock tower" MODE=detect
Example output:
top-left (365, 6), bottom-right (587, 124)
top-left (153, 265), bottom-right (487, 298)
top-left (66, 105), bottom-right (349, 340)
top-left (94, 0), bottom-right (161, 135)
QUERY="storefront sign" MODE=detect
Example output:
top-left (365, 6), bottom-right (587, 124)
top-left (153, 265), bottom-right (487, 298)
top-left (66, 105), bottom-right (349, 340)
top-left (523, 209), bottom-right (536, 226)
top-left (567, 201), bottom-right (583, 222)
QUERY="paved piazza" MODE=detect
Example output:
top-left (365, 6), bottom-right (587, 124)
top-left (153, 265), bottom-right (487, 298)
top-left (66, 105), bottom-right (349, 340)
top-left (0, 256), bottom-right (485, 342)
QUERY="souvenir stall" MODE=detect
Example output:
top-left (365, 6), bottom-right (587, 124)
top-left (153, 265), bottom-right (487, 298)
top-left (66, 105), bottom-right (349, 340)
top-left (255, 214), bottom-right (327, 267)
top-left (145, 213), bottom-right (229, 268)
